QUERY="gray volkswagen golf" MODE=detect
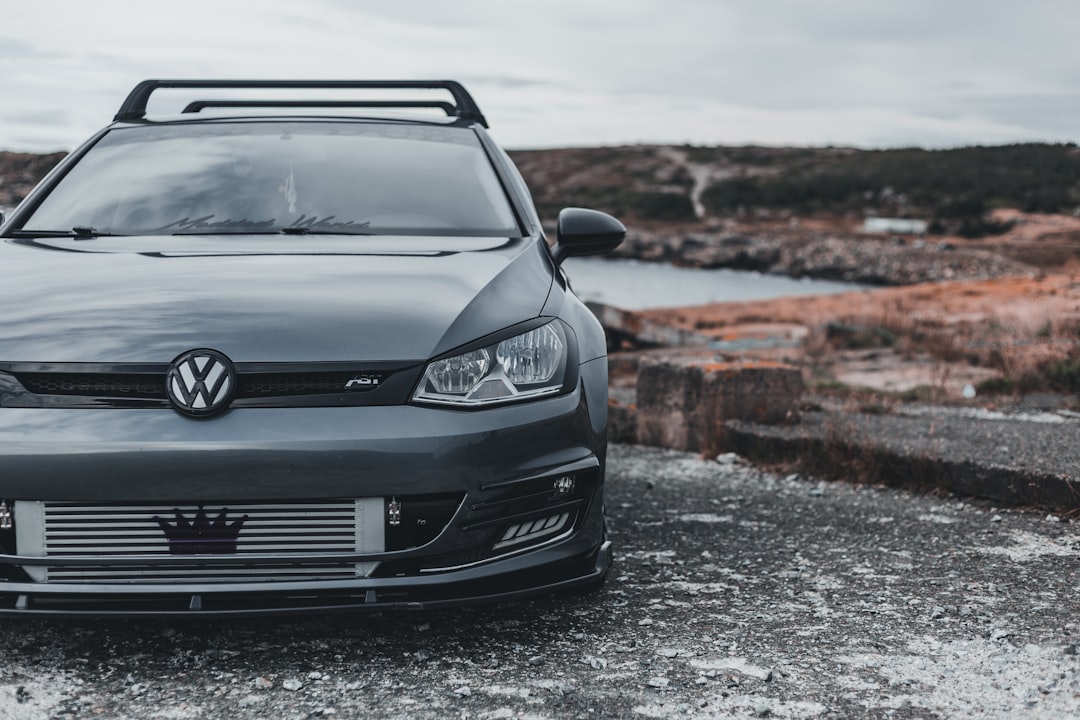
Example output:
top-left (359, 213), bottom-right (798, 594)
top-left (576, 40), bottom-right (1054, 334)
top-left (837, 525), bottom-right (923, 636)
top-left (0, 80), bottom-right (624, 615)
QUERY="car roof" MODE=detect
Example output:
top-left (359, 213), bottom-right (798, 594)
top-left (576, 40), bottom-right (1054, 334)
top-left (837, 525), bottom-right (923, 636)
top-left (112, 79), bottom-right (490, 128)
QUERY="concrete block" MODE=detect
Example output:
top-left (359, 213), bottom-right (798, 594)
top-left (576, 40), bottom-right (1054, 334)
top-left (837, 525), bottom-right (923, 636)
top-left (635, 358), bottom-right (803, 453)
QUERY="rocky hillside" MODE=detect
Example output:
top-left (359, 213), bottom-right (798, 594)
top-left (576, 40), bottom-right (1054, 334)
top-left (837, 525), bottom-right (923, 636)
top-left (510, 142), bottom-right (1080, 233)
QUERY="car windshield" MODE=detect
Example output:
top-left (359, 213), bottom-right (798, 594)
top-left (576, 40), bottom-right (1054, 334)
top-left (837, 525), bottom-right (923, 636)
top-left (21, 121), bottom-right (521, 237)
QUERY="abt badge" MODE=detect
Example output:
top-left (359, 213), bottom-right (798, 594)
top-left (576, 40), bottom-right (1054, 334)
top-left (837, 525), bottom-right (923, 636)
top-left (344, 374), bottom-right (381, 391)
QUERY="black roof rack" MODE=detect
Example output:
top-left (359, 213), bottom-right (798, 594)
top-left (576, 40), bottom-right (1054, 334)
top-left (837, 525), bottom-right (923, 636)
top-left (182, 99), bottom-right (457, 115)
top-left (114, 80), bottom-right (488, 127)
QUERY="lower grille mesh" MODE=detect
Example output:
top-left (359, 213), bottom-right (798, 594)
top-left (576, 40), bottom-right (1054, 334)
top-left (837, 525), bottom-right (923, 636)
top-left (20, 500), bottom-right (384, 584)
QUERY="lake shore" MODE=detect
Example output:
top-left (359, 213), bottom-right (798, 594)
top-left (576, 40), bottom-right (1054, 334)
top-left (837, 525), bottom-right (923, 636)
top-left (594, 207), bottom-right (1080, 404)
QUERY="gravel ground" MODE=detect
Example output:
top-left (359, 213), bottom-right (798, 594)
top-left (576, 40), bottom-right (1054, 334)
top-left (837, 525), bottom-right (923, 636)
top-left (1, 444), bottom-right (1078, 719)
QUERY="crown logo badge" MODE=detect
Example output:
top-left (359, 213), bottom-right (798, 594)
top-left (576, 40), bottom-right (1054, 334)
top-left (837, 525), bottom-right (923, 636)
top-left (154, 507), bottom-right (248, 554)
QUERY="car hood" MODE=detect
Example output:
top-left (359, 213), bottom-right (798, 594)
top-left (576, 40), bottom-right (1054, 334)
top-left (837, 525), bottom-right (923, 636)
top-left (0, 235), bottom-right (554, 363)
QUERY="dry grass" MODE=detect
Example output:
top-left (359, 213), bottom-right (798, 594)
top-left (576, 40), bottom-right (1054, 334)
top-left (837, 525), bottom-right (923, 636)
top-left (801, 297), bottom-right (1079, 398)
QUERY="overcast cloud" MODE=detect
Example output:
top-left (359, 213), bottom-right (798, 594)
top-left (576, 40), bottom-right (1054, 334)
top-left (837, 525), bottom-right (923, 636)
top-left (1, 0), bottom-right (1078, 152)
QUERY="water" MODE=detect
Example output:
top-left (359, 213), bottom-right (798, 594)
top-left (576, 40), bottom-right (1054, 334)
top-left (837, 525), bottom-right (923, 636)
top-left (563, 256), bottom-right (865, 310)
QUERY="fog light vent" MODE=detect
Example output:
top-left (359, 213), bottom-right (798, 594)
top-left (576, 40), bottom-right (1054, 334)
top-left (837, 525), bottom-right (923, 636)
top-left (493, 512), bottom-right (570, 550)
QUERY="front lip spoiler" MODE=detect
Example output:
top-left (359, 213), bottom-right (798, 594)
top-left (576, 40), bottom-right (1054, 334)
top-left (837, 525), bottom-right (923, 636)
top-left (0, 541), bottom-right (612, 617)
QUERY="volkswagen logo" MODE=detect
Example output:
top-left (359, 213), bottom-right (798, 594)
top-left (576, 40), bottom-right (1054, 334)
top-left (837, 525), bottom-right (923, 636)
top-left (166, 349), bottom-right (236, 417)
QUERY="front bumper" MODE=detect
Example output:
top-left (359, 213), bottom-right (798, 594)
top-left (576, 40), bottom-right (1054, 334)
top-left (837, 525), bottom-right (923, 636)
top-left (0, 366), bottom-right (610, 615)
top-left (0, 540), bottom-right (612, 617)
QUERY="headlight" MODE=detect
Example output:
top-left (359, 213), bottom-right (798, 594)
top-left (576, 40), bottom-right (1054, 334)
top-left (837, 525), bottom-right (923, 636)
top-left (413, 322), bottom-right (569, 407)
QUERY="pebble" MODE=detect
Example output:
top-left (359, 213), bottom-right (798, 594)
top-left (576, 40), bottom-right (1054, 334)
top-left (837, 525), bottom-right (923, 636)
top-left (282, 679), bottom-right (303, 692)
top-left (528, 656), bottom-right (545, 666)
top-left (647, 676), bottom-right (669, 688)
top-left (453, 686), bottom-right (471, 697)
top-left (253, 676), bottom-right (273, 690)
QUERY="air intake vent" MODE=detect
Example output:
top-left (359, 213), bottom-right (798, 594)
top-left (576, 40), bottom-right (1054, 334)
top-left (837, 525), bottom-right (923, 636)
top-left (16, 499), bottom-right (385, 584)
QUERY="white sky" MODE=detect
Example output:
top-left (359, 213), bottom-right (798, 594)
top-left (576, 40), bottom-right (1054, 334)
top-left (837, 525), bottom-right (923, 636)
top-left (2, 0), bottom-right (1078, 152)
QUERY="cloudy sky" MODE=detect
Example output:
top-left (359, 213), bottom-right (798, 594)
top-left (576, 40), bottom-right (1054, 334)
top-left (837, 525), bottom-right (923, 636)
top-left (2, 0), bottom-right (1078, 153)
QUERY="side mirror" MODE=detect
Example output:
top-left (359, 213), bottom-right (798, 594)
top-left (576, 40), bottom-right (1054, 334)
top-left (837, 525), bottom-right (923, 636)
top-left (551, 207), bottom-right (625, 264)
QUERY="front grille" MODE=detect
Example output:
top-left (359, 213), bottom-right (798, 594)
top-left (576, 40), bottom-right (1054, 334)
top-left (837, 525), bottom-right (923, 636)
top-left (239, 372), bottom-right (367, 397)
top-left (13, 370), bottom-right (387, 400)
top-left (16, 373), bottom-right (166, 398)
top-left (18, 500), bottom-right (385, 584)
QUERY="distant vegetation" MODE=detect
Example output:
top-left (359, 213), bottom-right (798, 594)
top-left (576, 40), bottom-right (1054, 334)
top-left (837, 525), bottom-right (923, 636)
top-left (700, 143), bottom-right (1080, 235)
top-left (513, 143), bottom-right (1080, 232)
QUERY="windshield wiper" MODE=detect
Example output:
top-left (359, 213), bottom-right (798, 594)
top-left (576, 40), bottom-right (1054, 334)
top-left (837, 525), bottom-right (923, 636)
top-left (282, 215), bottom-right (372, 235)
top-left (279, 226), bottom-right (373, 236)
top-left (171, 230), bottom-right (288, 236)
top-left (9, 227), bottom-right (124, 239)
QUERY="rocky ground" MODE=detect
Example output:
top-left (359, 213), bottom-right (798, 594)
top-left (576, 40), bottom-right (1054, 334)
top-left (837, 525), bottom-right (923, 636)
top-left (613, 225), bottom-right (1035, 286)
top-left (579, 203), bottom-right (1080, 415)
top-left (628, 270), bottom-right (1080, 404)
top-left (1, 446), bottom-right (1078, 719)
top-left (604, 262), bottom-right (1080, 512)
